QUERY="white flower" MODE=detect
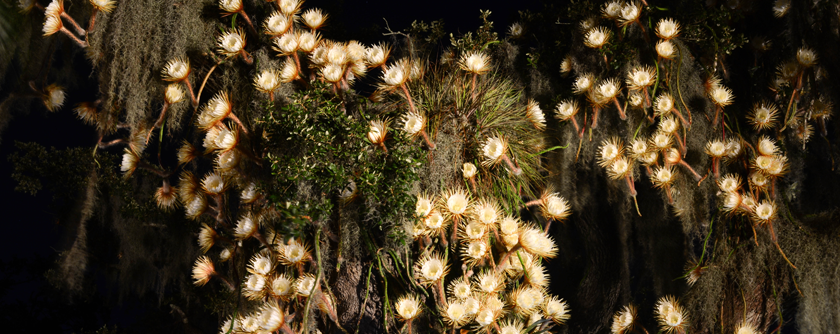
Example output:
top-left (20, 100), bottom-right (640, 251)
top-left (626, 66), bottom-right (655, 90)
top-left (382, 60), bottom-right (408, 87)
top-left (656, 40), bottom-right (676, 59)
top-left (543, 194), bottom-right (571, 221)
top-left (705, 140), bottom-right (727, 157)
top-left (519, 227), bottom-right (558, 258)
top-left (321, 63), bottom-right (343, 83)
top-left (302, 8), bottom-right (327, 30)
top-left (444, 302), bottom-right (467, 326)
top-left (235, 215), bottom-right (256, 239)
top-left (659, 117), bottom-right (679, 134)
top-left (264, 12), bottom-right (291, 36)
top-left (425, 211), bottom-right (444, 229)
top-left (254, 70), bottom-right (280, 94)
top-left (42, 14), bottom-right (62, 36)
top-left (710, 86), bottom-right (734, 107)
top-left (44, 84), bottom-right (66, 111)
top-left (185, 195), bottom-right (207, 219)
top-left (459, 52), bottom-right (490, 74)
top-left (294, 275), bottom-right (316, 296)
top-left (656, 18), bottom-right (681, 40)
top-left (465, 240), bottom-right (487, 260)
top-left (271, 274), bottom-right (293, 297)
top-left (619, 3), bottom-right (640, 24)
top-left (420, 257), bottom-right (444, 282)
top-left (164, 84), bottom-right (185, 104)
top-left (401, 111), bottom-right (424, 136)
top-left (249, 254), bottom-right (272, 275)
top-left (499, 216), bottom-right (519, 235)
top-left (508, 22), bottom-right (523, 38)
top-left (162, 58), bottom-right (190, 82)
top-left (218, 0), bottom-right (242, 13)
top-left (415, 194), bottom-right (433, 217)
top-left (773, 0), bottom-right (790, 17)
top-left (245, 274), bottom-right (266, 292)
top-left (462, 162), bottom-right (477, 178)
top-left (120, 149), bottom-right (138, 174)
top-left (475, 308), bottom-right (496, 327)
top-left (365, 43), bottom-right (390, 68)
top-left (277, 0), bottom-right (300, 15)
top-left (367, 119), bottom-right (388, 145)
top-left (395, 295), bottom-right (421, 320)
top-left (796, 47), bottom-right (817, 67)
top-left (555, 100), bottom-right (578, 120)
top-left (584, 27), bottom-right (610, 48)
top-left (202, 173), bottom-right (224, 194)
top-left (218, 30), bottom-right (245, 56)
top-left (241, 183), bottom-right (257, 203)
top-left (655, 93), bottom-right (675, 115)
top-left (602, 1), bottom-right (622, 18)
top-left (298, 31), bottom-right (319, 52)
top-left (573, 73), bottom-right (594, 94)
top-left (526, 100), bottom-right (546, 130)
top-left (446, 191), bottom-right (469, 215)
top-left (274, 33), bottom-right (299, 55)
top-left (279, 57), bottom-right (299, 83)
top-left (482, 136), bottom-right (507, 165)
top-left (259, 304), bottom-right (284, 331)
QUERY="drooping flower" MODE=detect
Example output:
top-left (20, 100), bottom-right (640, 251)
top-left (573, 73), bottom-right (595, 94)
top-left (519, 226), bottom-right (558, 258)
top-left (525, 99), bottom-right (546, 130)
top-left (381, 59), bottom-right (409, 88)
top-left (611, 304), bottom-right (638, 334)
top-left (543, 295), bottom-right (571, 325)
top-left (192, 256), bottom-right (215, 286)
top-left (401, 111), bottom-right (425, 137)
top-left (365, 43), bottom-right (391, 68)
top-left (481, 135), bottom-right (508, 167)
top-left (43, 84), bottom-right (66, 112)
top-left (42, 13), bottom-right (62, 36)
top-left (234, 214), bottom-right (257, 240)
top-left (773, 0), bottom-right (791, 18)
